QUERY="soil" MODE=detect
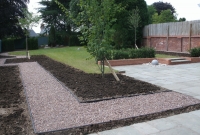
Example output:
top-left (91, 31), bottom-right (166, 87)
top-left (5, 55), bottom-right (169, 103)
top-left (0, 55), bottom-right (16, 59)
top-left (0, 66), bottom-right (35, 135)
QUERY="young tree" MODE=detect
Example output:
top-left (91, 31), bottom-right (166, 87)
top-left (18, 9), bottom-right (40, 58)
top-left (55, 0), bottom-right (123, 78)
top-left (128, 7), bottom-right (140, 49)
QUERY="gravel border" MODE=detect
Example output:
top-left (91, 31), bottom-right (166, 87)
top-left (18, 62), bottom-right (200, 134)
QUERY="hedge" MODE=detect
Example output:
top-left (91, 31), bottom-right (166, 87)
top-left (2, 37), bottom-right (38, 52)
top-left (2, 39), bottom-right (15, 52)
top-left (96, 47), bottom-right (155, 60)
top-left (109, 47), bottom-right (155, 60)
top-left (190, 47), bottom-right (200, 57)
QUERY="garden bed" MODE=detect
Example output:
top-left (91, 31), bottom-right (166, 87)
top-left (6, 56), bottom-right (170, 103)
top-left (0, 66), bottom-right (35, 135)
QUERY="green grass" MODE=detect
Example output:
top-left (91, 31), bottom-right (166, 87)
top-left (155, 54), bottom-right (177, 58)
top-left (9, 47), bottom-right (110, 73)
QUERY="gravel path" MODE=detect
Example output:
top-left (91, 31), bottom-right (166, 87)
top-left (0, 59), bottom-right (5, 66)
top-left (19, 62), bottom-right (200, 133)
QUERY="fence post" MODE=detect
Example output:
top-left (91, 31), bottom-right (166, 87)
top-left (189, 23), bottom-right (192, 50)
top-left (166, 25), bottom-right (169, 51)
top-left (148, 27), bottom-right (151, 47)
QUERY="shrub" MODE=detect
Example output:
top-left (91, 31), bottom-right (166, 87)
top-left (190, 47), bottom-right (200, 57)
top-left (112, 49), bottom-right (129, 59)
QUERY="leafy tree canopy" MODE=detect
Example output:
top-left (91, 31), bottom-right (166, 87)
top-left (152, 9), bottom-right (177, 24)
top-left (147, 5), bottom-right (156, 24)
top-left (38, 0), bottom-right (73, 35)
top-left (0, 0), bottom-right (29, 39)
top-left (178, 17), bottom-right (186, 22)
top-left (152, 1), bottom-right (175, 15)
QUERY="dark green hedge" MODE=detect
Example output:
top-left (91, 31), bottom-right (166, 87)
top-left (190, 47), bottom-right (200, 57)
top-left (27, 37), bottom-right (38, 50)
top-left (108, 47), bottom-right (155, 60)
top-left (2, 37), bottom-right (38, 52)
top-left (2, 39), bottom-right (15, 52)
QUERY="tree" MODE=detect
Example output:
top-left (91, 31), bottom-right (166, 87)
top-left (0, 0), bottom-right (29, 39)
top-left (18, 9), bottom-right (40, 58)
top-left (38, 0), bottom-right (75, 45)
top-left (79, 0), bottom-right (123, 77)
top-left (147, 5), bottom-right (156, 24)
top-left (113, 0), bottom-right (149, 49)
top-left (128, 7), bottom-right (140, 49)
top-left (152, 1), bottom-right (176, 15)
top-left (55, 0), bottom-right (123, 78)
top-left (179, 17), bottom-right (186, 22)
top-left (152, 9), bottom-right (177, 24)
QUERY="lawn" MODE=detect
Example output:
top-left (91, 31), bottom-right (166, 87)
top-left (9, 47), bottom-right (110, 73)
top-left (155, 54), bottom-right (177, 58)
top-left (9, 46), bottom-right (177, 73)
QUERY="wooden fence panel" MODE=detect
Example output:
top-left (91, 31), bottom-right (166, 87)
top-left (143, 20), bottom-right (200, 37)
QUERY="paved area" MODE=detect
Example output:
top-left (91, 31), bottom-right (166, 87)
top-left (89, 63), bottom-right (200, 135)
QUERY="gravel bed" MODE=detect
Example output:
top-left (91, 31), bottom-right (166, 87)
top-left (19, 62), bottom-right (200, 134)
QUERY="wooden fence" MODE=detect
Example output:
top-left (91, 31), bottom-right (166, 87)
top-left (142, 20), bottom-right (200, 52)
top-left (143, 20), bottom-right (200, 37)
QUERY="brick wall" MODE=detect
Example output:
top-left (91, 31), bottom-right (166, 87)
top-left (143, 36), bottom-right (200, 53)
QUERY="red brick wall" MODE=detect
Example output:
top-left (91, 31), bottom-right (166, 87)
top-left (182, 38), bottom-right (189, 52)
top-left (143, 36), bottom-right (200, 52)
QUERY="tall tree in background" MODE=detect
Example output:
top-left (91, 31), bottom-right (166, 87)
top-left (152, 1), bottom-right (175, 15)
top-left (179, 17), bottom-right (186, 22)
top-left (113, 0), bottom-right (149, 49)
top-left (0, 0), bottom-right (29, 39)
top-left (148, 1), bottom-right (185, 24)
top-left (152, 9), bottom-right (177, 24)
top-left (147, 5), bottom-right (156, 24)
top-left (38, 0), bottom-right (75, 45)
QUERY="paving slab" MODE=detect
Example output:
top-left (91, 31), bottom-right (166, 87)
top-left (168, 113), bottom-right (200, 134)
top-left (98, 126), bottom-right (143, 135)
top-left (190, 110), bottom-right (200, 118)
top-left (131, 123), bottom-right (160, 134)
top-left (147, 118), bottom-right (178, 131)
top-left (150, 126), bottom-right (199, 135)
